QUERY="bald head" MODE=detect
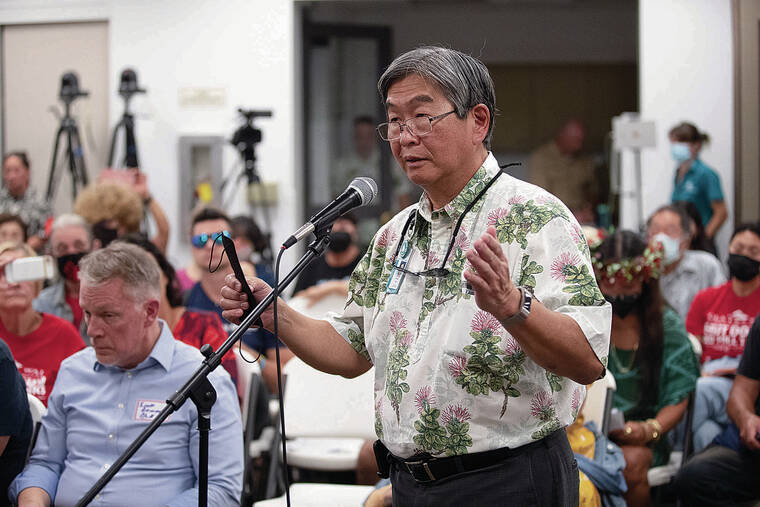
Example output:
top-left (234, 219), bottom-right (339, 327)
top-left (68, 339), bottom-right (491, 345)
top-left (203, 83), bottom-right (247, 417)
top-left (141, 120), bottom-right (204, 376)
top-left (555, 120), bottom-right (586, 156)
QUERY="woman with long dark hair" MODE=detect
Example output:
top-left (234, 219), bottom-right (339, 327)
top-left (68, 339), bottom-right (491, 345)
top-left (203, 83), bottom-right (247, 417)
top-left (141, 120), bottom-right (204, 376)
top-left (593, 230), bottom-right (699, 506)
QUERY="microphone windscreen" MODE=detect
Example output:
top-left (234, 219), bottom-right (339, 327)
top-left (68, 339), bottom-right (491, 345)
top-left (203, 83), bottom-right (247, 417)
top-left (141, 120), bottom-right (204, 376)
top-left (348, 177), bottom-right (378, 206)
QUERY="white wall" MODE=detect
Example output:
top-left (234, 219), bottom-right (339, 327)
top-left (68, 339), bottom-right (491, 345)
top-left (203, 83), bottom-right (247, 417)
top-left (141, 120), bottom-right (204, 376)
top-left (1, 0), bottom-right (299, 270)
top-left (634, 0), bottom-right (734, 255)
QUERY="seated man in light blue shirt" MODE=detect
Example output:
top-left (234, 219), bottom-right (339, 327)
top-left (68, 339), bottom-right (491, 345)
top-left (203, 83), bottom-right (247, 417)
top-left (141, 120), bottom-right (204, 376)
top-left (10, 242), bottom-right (243, 507)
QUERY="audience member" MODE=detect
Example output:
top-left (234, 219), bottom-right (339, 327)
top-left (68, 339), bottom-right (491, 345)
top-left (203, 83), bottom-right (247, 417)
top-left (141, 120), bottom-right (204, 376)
top-left (0, 242), bottom-right (84, 405)
top-left (73, 172), bottom-right (170, 253)
top-left (122, 234), bottom-right (238, 388)
top-left (332, 116), bottom-right (381, 201)
top-left (184, 208), bottom-right (292, 392)
top-left (230, 215), bottom-right (274, 287)
top-left (674, 200), bottom-right (717, 256)
top-left (686, 222), bottom-right (760, 451)
top-left (0, 152), bottom-right (52, 252)
top-left (528, 119), bottom-right (597, 223)
top-left (669, 122), bottom-right (727, 244)
top-left (593, 230), bottom-right (699, 507)
top-left (646, 204), bottom-right (725, 320)
top-left (33, 214), bottom-right (93, 342)
top-left (0, 214), bottom-right (26, 244)
top-left (292, 213), bottom-right (363, 305)
top-left (674, 314), bottom-right (760, 505)
top-left (74, 180), bottom-right (142, 246)
top-left (0, 338), bottom-right (32, 507)
top-left (9, 242), bottom-right (243, 506)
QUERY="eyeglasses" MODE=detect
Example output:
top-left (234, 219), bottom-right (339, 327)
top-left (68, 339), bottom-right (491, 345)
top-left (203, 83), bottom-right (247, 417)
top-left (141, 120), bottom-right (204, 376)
top-left (191, 230), bottom-right (231, 249)
top-left (376, 110), bottom-right (456, 141)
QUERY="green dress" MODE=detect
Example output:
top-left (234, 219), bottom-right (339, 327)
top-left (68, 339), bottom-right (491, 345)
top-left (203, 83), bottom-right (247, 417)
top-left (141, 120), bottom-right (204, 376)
top-left (609, 307), bottom-right (700, 466)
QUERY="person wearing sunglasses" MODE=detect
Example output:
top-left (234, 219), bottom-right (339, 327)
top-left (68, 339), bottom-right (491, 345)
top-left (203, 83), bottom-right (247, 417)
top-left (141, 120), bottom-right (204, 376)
top-left (221, 47), bottom-right (610, 506)
top-left (183, 207), bottom-right (293, 393)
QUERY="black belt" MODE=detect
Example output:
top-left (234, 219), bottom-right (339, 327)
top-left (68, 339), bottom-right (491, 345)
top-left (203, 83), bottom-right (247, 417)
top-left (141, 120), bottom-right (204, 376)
top-left (386, 429), bottom-right (564, 484)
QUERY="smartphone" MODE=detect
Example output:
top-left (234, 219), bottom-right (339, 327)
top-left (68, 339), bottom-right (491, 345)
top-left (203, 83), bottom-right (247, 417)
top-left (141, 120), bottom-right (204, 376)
top-left (5, 256), bottom-right (56, 283)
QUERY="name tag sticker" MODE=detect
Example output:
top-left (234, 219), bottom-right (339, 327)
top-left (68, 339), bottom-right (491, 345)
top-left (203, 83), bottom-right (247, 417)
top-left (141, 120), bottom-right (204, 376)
top-left (134, 399), bottom-right (167, 422)
top-left (386, 259), bottom-right (407, 294)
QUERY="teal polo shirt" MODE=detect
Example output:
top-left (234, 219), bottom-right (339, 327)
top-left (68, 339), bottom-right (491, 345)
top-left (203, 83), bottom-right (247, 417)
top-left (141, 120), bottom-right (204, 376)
top-left (671, 158), bottom-right (724, 226)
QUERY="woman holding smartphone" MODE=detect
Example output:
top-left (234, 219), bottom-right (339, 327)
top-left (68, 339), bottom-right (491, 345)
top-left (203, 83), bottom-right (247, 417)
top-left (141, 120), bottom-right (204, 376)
top-left (0, 242), bottom-right (83, 405)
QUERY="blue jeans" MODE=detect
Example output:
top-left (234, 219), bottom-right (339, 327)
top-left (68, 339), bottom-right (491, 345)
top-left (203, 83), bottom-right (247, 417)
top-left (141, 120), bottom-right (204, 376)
top-left (691, 357), bottom-right (740, 452)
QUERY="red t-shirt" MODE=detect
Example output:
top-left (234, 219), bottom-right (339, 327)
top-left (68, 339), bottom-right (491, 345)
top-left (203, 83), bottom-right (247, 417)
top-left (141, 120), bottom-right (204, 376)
top-left (172, 310), bottom-right (238, 390)
top-left (1, 313), bottom-right (85, 405)
top-left (686, 281), bottom-right (760, 363)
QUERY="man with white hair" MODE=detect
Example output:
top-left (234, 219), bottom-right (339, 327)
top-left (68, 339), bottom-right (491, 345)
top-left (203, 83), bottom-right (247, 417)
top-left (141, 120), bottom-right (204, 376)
top-left (33, 214), bottom-right (93, 343)
top-left (11, 242), bottom-right (243, 507)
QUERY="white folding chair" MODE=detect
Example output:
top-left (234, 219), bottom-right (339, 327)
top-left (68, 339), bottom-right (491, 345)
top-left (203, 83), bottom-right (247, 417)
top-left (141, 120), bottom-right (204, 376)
top-left (280, 356), bottom-right (375, 471)
top-left (236, 351), bottom-right (262, 427)
top-left (581, 369), bottom-right (617, 434)
top-left (25, 393), bottom-right (47, 464)
top-left (254, 482), bottom-right (375, 507)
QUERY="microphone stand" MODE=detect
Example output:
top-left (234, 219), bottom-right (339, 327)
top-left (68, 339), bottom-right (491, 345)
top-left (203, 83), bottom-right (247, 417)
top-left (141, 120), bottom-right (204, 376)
top-left (76, 233), bottom-right (332, 507)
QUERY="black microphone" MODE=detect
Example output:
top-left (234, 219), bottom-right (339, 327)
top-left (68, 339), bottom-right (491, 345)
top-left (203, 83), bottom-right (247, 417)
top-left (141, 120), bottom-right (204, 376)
top-left (283, 177), bottom-right (377, 249)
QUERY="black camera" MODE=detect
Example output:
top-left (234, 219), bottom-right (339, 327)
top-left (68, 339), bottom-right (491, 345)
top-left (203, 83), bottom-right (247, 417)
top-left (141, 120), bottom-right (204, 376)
top-left (118, 68), bottom-right (146, 100)
top-left (59, 72), bottom-right (89, 104)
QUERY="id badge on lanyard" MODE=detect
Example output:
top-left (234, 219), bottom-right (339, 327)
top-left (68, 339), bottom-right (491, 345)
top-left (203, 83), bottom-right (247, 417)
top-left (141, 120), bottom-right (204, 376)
top-left (386, 238), bottom-right (412, 294)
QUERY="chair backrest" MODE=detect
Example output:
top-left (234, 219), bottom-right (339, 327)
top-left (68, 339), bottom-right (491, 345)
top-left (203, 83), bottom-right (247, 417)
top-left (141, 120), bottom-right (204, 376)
top-left (286, 293), bottom-right (347, 320)
top-left (580, 369), bottom-right (617, 433)
top-left (25, 393), bottom-right (46, 465)
top-left (236, 352), bottom-right (262, 426)
top-left (281, 357), bottom-right (375, 440)
top-left (27, 393), bottom-right (45, 424)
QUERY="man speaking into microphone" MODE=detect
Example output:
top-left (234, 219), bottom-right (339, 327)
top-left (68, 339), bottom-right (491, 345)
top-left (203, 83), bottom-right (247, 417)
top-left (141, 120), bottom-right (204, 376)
top-left (221, 46), bottom-right (610, 506)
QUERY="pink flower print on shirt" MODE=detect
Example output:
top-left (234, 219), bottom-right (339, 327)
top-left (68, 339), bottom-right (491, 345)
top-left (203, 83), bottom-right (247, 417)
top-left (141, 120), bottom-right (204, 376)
top-left (470, 311), bottom-right (503, 335)
top-left (550, 252), bottom-right (581, 282)
top-left (530, 390), bottom-right (555, 423)
top-left (441, 404), bottom-right (472, 426)
top-left (376, 228), bottom-right (398, 248)
top-left (414, 385), bottom-right (436, 413)
top-left (449, 355), bottom-right (467, 378)
top-left (487, 207), bottom-right (509, 226)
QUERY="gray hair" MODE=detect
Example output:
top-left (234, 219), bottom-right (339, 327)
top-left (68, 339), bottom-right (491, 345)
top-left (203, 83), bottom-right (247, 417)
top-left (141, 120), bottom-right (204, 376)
top-left (79, 242), bottom-right (161, 302)
top-left (377, 46), bottom-right (496, 150)
top-left (50, 213), bottom-right (92, 244)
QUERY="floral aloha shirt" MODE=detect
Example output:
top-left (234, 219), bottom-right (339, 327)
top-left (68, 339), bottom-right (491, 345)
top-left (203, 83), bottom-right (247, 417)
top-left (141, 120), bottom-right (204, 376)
top-left (326, 153), bottom-right (611, 458)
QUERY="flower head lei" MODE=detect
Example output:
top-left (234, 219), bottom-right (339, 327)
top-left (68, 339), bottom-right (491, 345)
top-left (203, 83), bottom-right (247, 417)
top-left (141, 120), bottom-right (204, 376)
top-left (592, 241), bottom-right (664, 285)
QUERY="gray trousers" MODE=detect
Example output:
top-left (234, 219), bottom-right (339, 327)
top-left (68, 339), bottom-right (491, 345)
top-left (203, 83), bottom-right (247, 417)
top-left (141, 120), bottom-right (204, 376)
top-left (390, 430), bottom-right (579, 507)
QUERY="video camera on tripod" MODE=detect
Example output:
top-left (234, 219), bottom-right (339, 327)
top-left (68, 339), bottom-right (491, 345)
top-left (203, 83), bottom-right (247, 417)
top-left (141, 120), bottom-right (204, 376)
top-left (108, 68), bottom-right (146, 169)
top-left (46, 71), bottom-right (90, 201)
top-left (230, 108), bottom-right (272, 184)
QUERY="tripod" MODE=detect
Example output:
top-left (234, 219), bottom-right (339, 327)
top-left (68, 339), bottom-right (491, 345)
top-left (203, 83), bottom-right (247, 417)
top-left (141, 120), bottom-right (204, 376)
top-left (108, 69), bottom-right (145, 168)
top-left (222, 109), bottom-right (275, 262)
top-left (46, 100), bottom-right (89, 202)
top-left (107, 105), bottom-right (139, 168)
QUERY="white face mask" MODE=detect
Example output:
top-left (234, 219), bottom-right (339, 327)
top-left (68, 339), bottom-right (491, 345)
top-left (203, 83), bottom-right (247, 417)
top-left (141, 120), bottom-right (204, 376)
top-left (652, 233), bottom-right (681, 265)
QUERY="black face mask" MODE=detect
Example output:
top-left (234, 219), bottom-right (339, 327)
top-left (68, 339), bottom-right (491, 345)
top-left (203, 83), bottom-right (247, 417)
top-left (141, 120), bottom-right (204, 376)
top-left (328, 231), bottom-right (352, 253)
top-left (56, 252), bottom-right (87, 282)
top-left (92, 221), bottom-right (119, 247)
top-left (728, 253), bottom-right (760, 282)
top-left (605, 293), bottom-right (642, 319)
